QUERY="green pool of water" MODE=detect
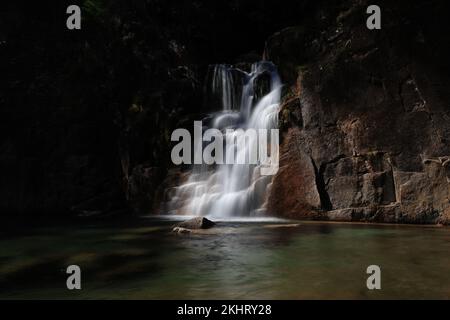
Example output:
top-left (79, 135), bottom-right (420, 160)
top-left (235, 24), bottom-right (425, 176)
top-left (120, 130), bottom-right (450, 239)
top-left (0, 217), bottom-right (449, 299)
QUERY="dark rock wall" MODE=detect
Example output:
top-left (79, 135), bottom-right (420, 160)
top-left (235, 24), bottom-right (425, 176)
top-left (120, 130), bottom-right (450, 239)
top-left (0, 0), bottom-right (313, 218)
top-left (267, 0), bottom-right (450, 224)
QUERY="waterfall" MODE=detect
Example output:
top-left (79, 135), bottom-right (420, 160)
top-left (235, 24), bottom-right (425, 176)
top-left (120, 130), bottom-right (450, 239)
top-left (168, 61), bottom-right (281, 218)
top-left (211, 64), bottom-right (236, 111)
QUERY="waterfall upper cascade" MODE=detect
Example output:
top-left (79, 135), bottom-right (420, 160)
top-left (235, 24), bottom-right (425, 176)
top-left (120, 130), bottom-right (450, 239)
top-left (168, 61), bottom-right (282, 218)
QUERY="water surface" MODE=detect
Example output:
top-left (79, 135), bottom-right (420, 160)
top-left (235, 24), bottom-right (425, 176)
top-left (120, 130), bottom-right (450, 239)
top-left (0, 217), bottom-right (449, 299)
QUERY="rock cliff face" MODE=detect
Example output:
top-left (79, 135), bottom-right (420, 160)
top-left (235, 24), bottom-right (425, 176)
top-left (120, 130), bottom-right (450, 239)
top-left (267, 0), bottom-right (450, 224)
top-left (2, 1), bottom-right (449, 224)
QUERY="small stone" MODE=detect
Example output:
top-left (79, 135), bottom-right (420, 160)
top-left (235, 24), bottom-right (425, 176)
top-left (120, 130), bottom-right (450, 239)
top-left (174, 217), bottom-right (216, 230)
top-left (172, 227), bottom-right (192, 234)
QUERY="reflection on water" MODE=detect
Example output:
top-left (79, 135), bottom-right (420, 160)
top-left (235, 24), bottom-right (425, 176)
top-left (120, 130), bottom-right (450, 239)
top-left (0, 218), bottom-right (449, 299)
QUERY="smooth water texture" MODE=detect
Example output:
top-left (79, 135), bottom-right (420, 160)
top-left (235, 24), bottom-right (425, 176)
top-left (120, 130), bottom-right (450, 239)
top-left (1, 218), bottom-right (449, 299)
top-left (168, 62), bottom-right (281, 218)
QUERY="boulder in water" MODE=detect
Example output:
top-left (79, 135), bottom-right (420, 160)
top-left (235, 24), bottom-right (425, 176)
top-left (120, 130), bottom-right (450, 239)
top-left (174, 217), bottom-right (216, 230)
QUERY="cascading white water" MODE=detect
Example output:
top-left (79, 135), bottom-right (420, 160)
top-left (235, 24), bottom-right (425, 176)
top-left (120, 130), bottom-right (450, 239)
top-left (211, 64), bottom-right (236, 111)
top-left (168, 61), bottom-right (281, 218)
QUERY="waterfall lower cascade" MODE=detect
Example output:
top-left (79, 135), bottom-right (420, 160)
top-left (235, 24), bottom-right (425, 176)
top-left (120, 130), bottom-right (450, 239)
top-left (168, 61), bottom-right (282, 218)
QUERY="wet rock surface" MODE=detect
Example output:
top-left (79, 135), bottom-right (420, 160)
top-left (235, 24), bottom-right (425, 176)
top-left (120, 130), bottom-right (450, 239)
top-left (268, 128), bottom-right (322, 219)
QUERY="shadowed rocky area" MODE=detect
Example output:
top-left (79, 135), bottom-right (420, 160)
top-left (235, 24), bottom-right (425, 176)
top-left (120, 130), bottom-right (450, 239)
top-left (0, 0), bottom-right (314, 218)
top-left (1, 0), bottom-right (449, 224)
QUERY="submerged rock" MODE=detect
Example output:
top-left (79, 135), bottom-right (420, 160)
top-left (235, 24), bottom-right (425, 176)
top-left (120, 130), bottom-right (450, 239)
top-left (263, 224), bottom-right (301, 228)
top-left (172, 227), bottom-right (192, 234)
top-left (174, 217), bottom-right (216, 230)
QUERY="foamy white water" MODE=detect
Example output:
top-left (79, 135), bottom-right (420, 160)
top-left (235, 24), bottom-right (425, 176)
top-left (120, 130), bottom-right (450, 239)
top-left (168, 61), bottom-right (282, 218)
